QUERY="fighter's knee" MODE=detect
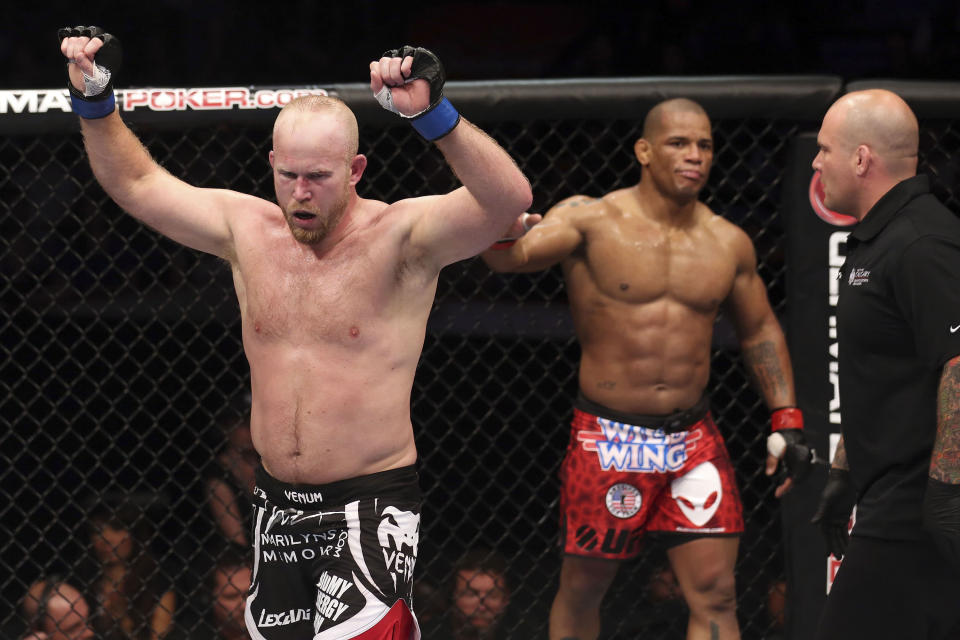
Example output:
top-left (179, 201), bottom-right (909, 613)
top-left (683, 567), bottom-right (737, 613)
top-left (558, 559), bottom-right (619, 603)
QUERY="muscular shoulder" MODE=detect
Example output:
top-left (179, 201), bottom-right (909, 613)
top-left (547, 194), bottom-right (606, 216)
top-left (221, 193), bottom-right (285, 256)
top-left (363, 196), bottom-right (406, 228)
top-left (701, 206), bottom-right (757, 270)
top-left (544, 193), bottom-right (616, 227)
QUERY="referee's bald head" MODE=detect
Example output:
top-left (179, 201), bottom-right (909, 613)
top-left (827, 89), bottom-right (919, 175)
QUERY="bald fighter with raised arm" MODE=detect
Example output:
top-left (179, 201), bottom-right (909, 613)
top-left (483, 98), bottom-right (808, 640)
top-left (58, 27), bottom-right (531, 640)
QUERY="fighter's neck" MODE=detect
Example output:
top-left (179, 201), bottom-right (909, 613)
top-left (631, 183), bottom-right (700, 228)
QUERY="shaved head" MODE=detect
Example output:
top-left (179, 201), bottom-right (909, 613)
top-left (813, 89), bottom-right (920, 219)
top-left (826, 89), bottom-right (918, 172)
top-left (274, 95), bottom-right (359, 160)
top-left (642, 98), bottom-right (710, 139)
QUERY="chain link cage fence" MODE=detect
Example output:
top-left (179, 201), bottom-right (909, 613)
top-left (2, 78), bottom-right (958, 640)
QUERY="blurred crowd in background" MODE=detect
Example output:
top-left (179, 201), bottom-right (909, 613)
top-left (5, 0), bottom-right (960, 90)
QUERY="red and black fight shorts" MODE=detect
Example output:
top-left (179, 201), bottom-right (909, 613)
top-left (247, 465), bottom-right (421, 639)
top-left (560, 392), bottom-right (744, 560)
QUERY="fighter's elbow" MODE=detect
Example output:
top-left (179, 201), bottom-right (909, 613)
top-left (494, 176), bottom-right (532, 216)
top-left (513, 178), bottom-right (534, 213)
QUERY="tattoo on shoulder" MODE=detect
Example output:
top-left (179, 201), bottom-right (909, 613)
top-left (559, 196), bottom-right (597, 208)
top-left (930, 355), bottom-right (960, 483)
top-left (597, 380), bottom-right (617, 390)
top-left (710, 622), bottom-right (720, 640)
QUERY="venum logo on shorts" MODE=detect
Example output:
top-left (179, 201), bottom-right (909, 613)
top-left (378, 507), bottom-right (419, 586)
top-left (284, 489), bottom-right (323, 504)
top-left (847, 268), bottom-right (870, 286)
top-left (578, 419), bottom-right (701, 472)
top-left (257, 608), bottom-right (311, 628)
top-left (605, 483), bottom-right (642, 518)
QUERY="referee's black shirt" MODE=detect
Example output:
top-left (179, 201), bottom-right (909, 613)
top-left (838, 174), bottom-right (960, 540)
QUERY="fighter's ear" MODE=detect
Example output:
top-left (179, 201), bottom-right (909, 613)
top-left (634, 138), bottom-right (651, 165)
top-left (349, 154), bottom-right (367, 186)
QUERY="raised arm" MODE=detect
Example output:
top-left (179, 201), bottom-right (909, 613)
top-left (369, 47), bottom-right (532, 268)
top-left (59, 27), bottom-right (256, 259)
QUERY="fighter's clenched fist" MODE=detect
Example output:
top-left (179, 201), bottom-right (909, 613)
top-left (370, 46), bottom-right (460, 141)
top-left (57, 25), bottom-right (122, 118)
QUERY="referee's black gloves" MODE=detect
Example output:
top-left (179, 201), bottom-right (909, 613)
top-left (811, 468), bottom-right (856, 560)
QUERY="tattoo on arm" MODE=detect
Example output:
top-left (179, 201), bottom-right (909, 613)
top-left (742, 341), bottom-right (790, 406)
top-left (558, 197), bottom-right (597, 209)
top-left (930, 355), bottom-right (960, 483)
top-left (710, 621), bottom-right (720, 640)
top-left (832, 436), bottom-right (849, 470)
top-left (596, 380), bottom-right (617, 390)
top-left (557, 196), bottom-right (598, 209)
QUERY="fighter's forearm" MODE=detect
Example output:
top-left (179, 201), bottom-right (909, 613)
top-left (80, 111), bottom-right (165, 213)
top-left (930, 355), bottom-right (960, 483)
top-left (434, 118), bottom-right (532, 224)
top-left (832, 435), bottom-right (849, 470)
top-left (741, 330), bottom-right (796, 410)
top-left (481, 244), bottom-right (527, 272)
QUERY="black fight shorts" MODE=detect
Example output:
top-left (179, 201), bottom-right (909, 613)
top-left (245, 465), bottom-right (422, 639)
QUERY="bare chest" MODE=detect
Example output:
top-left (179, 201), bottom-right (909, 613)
top-left (235, 236), bottom-right (400, 340)
top-left (577, 225), bottom-right (736, 311)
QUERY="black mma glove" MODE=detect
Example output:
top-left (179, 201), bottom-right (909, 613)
top-left (811, 468), bottom-right (856, 559)
top-left (922, 478), bottom-right (960, 572)
top-left (57, 25), bottom-right (123, 119)
top-left (767, 407), bottom-right (814, 483)
top-left (374, 46), bottom-right (460, 141)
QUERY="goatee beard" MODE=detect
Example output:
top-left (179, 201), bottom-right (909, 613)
top-left (285, 193), bottom-right (349, 245)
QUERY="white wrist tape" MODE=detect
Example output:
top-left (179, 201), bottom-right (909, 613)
top-left (374, 83), bottom-right (430, 119)
top-left (82, 63), bottom-right (111, 97)
top-left (520, 213), bottom-right (534, 232)
top-left (373, 86), bottom-right (397, 113)
top-left (767, 432), bottom-right (787, 458)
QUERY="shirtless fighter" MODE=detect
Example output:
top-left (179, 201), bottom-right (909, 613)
top-left (58, 27), bottom-right (531, 640)
top-left (482, 98), bottom-right (808, 640)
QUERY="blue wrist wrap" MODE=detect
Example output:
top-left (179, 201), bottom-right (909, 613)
top-left (411, 97), bottom-right (460, 141)
top-left (71, 92), bottom-right (116, 119)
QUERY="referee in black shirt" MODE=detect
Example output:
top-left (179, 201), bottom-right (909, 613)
top-left (809, 89), bottom-right (960, 639)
